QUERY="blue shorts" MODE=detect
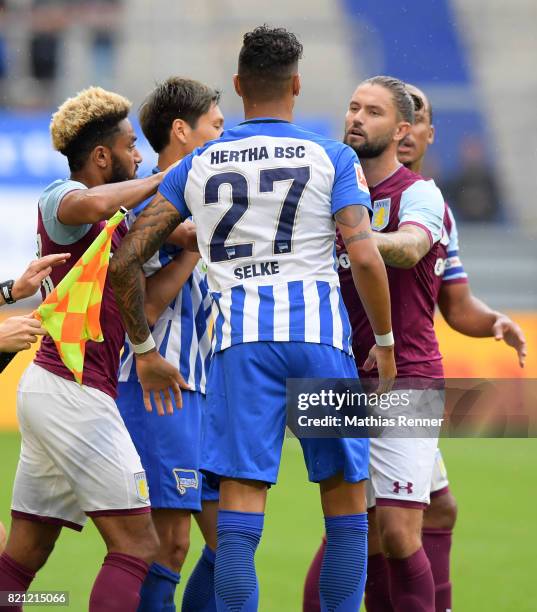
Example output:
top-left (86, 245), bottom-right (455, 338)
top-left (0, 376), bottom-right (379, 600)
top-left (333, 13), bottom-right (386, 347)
top-left (116, 383), bottom-right (218, 511)
top-left (202, 342), bottom-right (369, 485)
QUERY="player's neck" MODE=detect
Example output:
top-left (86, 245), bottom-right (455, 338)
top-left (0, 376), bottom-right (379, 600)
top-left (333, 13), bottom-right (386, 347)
top-left (158, 147), bottom-right (186, 172)
top-left (70, 168), bottom-right (105, 188)
top-left (404, 159), bottom-right (423, 174)
top-left (361, 152), bottom-right (402, 187)
top-left (242, 100), bottom-right (293, 122)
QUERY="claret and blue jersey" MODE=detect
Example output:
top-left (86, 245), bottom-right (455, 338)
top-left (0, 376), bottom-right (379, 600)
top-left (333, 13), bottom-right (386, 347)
top-left (159, 118), bottom-right (372, 357)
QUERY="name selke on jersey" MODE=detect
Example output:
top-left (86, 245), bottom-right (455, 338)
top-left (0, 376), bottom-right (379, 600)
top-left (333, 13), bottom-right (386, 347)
top-left (159, 118), bottom-right (372, 354)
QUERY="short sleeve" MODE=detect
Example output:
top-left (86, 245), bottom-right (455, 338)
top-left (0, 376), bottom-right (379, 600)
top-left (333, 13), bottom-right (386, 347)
top-left (158, 155), bottom-right (193, 220)
top-left (398, 179), bottom-right (445, 245)
top-left (442, 207), bottom-right (468, 285)
top-left (38, 179), bottom-right (91, 245)
top-left (330, 145), bottom-right (372, 216)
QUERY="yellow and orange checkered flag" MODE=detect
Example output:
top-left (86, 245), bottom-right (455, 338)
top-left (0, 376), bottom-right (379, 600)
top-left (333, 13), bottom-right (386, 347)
top-left (34, 208), bottom-right (126, 384)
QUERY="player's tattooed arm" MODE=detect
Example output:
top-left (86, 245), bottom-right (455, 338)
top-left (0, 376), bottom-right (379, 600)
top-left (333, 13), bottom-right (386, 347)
top-left (335, 204), bottom-right (372, 245)
top-left (109, 193), bottom-right (182, 345)
top-left (373, 224), bottom-right (431, 269)
top-left (336, 204), bottom-right (391, 335)
top-left (336, 204), bottom-right (396, 391)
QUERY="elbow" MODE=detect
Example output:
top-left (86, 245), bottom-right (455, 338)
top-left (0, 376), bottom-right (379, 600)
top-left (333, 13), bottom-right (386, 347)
top-left (395, 247), bottom-right (422, 269)
top-left (349, 251), bottom-right (383, 272)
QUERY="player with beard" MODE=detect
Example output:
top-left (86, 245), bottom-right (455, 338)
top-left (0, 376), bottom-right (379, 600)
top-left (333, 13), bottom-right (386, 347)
top-left (303, 76), bottom-right (445, 612)
top-left (304, 81), bottom-right (528, 612)
top-left (0, 87), bottom-right (186, 612)
top-left (343, 77), bottom-right (445, 612)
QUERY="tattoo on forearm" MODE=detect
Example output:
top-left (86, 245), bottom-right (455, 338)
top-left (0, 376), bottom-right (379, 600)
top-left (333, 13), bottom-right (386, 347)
top-left (375, 234), bottom-right (419, 268)
top-left (335, 205), bottom-right (366, 228)
top-left (374, 226), bottom-right (431, 268)
top-left (344, 230), bottom-right (371, 245)
top-left (109, 194), bottom-right (182, 345)
top-left (130, 193), bottom-right (183, 263)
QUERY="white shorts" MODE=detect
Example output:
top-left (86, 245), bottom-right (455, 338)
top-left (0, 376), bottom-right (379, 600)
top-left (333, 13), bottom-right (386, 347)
top-left (430, 447), bottom-right (450, 494)
top-left (367, 388), bottom-right (443, 509)
top-left (12, 363), bottom-right (150, 530)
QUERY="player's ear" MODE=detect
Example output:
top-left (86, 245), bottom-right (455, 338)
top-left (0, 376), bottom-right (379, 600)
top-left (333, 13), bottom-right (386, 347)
top-left (92, 145), bottom-right (110, 170)
top-left (428, 124), bottom-right (435, 145)
top-left (233, 74), bottom-right (243, 98)
top-left (292, 73), bottom-right (301, 97)
top-left (394, 121), bottom-right (411, 143)
top-left (171, 118), bottom-right (190, 146)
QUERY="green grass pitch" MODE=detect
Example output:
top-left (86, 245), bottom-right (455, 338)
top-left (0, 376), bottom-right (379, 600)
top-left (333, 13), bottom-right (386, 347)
top-left (0, 432), bottom-right (536, 610)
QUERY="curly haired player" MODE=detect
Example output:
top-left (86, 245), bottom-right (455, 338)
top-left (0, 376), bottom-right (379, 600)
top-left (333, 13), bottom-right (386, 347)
top-left (0, 86), bottom-right (186, 612)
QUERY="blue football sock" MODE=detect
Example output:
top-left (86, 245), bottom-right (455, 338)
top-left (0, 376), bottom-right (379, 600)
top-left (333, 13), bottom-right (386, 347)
top-left (182, 545), bottom-right (217, 612)
top-left (320, 513), bottom-right (368, 612)
top-left (214, 510), bottom-right (264, 612)
top-left (138, 561), bottom-right (180, 612)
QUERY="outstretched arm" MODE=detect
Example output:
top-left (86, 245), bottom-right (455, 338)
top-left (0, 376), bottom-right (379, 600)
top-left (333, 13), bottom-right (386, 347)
top-left (58, 173), bottom-right (163, 225)
top-left (109, 192), bottom-right (188, 414)
top-left (438, 281), bottom-right (527, 368)
top-left (0, 253), bottom-right (70, 306)
top-left (110, 192), bottom-right (183, 344)
top-left (336, 204), bottom-right (396, 392)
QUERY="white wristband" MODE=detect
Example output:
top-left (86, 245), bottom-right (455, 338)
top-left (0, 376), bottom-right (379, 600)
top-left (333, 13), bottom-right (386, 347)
top-left (132, 334), bottom-right (156, 355)
top-left (375, 331), bottom-right (394, 347)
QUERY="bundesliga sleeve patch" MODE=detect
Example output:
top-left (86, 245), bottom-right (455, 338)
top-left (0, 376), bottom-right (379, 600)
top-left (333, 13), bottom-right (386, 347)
top-left (355, 163), bottom-right (370, 193)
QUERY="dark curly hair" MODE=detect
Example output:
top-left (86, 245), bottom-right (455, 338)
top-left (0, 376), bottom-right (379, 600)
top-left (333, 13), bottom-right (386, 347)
top-left (238, 25), bottom-right (303, 100)
top-left (139, 77), bottom-right (220, 153)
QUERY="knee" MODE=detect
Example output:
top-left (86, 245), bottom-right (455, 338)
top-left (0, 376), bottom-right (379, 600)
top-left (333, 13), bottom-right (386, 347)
top-left (158, 531), bottom-right (190, 572)
top-left (424, 492), bottom-right (458, 531)
top-left (379, 523), bottom-right (421, 559)
top-left (114, 520), bottom-right (160, 566)
top-left (9, 539), bottom-right (56, 573)
top-left (30, 541), bottom-right (56, 572)
top-left (137, 524), bottom-right (161, 566)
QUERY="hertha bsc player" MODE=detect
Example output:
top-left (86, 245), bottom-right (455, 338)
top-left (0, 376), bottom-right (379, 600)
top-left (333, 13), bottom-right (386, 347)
top-left (0, 87), bottom-right (186, 612)
top-left (110, 26), bottom-right (396, 612)
top-left (116, 77), bottom-right (224, 611)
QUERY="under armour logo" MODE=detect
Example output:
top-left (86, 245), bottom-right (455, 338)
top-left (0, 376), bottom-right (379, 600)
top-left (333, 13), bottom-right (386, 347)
top-left (392, 481), bottom-right (413, 494)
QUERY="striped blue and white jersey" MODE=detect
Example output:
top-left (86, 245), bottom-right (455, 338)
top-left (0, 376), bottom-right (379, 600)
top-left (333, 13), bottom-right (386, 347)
top-left (159, 118), bottom-right (372, 355)
top-left (118, 169), bottom-right (213, 393)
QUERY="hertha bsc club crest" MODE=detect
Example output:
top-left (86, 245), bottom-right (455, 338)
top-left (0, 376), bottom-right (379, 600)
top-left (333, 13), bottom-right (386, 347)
top-left (371, 198), bottom-right (391, 231)
top-left (173, 469), bottom-right (199, 495)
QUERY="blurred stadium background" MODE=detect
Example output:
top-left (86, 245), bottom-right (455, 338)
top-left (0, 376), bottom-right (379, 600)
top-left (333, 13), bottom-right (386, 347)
top-left (0, 1), bottom-right (536, 609)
